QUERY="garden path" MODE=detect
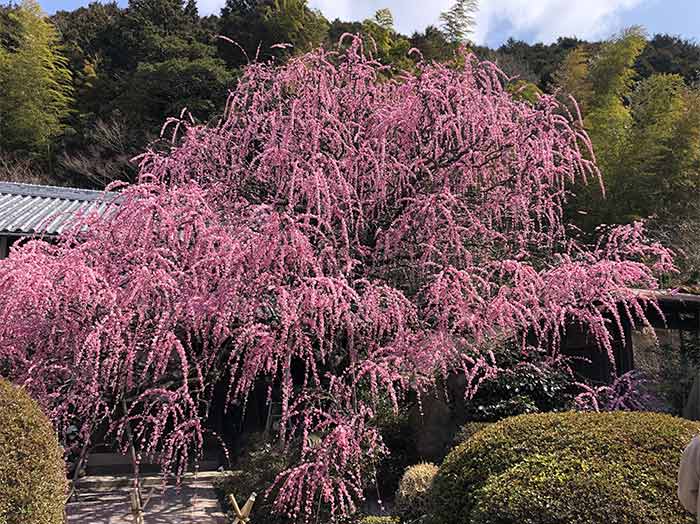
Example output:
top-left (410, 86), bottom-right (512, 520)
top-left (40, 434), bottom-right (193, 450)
top-left (65, 478), bottom-right (228, 524)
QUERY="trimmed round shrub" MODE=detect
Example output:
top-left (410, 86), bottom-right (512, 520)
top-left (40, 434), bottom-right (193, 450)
top-left (453, 422), bottom-right (492, 445)
top-left (0, 379), bottom-right (66, 524)
top-left (395, 462), bottom-right (438, 521)
top-left (430, 411), bottom-right (700, 524)
top-left (471, 453), bottom-right (670, 523)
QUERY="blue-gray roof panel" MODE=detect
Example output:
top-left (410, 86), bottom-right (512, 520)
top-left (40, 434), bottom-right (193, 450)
top-left (0, 182), bottom-right (116, 236)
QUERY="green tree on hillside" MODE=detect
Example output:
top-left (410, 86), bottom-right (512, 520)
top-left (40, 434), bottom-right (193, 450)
top-left (0, 0), bottom-right (73, 154)
top-left (54, 0), bottom-right (234, 185)
top-left (625, 75), bottom-right (700, 218)
top-left (410, 25), bottom-right (455, 63)
top-left (372, 7), bottom-right (393, 31)
top-left (637, 34), bottom-right (700, 85)
top-left (499, 36), bottom-right (592, 89)
top-left (262, 0), bottom-right (328, 54)
top-left (440, 0), bottom-right (478, 44)
top-left (556, 28), bottom-right (645, 228)
top-left (553, 46), bottom-right (592, 114)
top-left (360, 8), bottom-right (411, 68)
top-left (557, 28), bottom-right (700, 253)
top-left (51, 2), bottom-right (127, 126)
top-left (584, 27), bottom-right (646, 173)
top-left (218, 0), bottom-right (328, 68)
top-left (0, 3), bottom-right (22, 50)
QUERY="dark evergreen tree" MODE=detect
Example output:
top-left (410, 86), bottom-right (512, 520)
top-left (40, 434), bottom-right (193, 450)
top-left (636, 34), bottom-right (700, 84)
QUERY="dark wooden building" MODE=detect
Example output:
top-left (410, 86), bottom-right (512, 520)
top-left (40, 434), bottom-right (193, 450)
top-left (562, 289), bottom-right (700, 417)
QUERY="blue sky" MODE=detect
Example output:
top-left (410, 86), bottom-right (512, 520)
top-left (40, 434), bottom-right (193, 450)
top-left (39, 0), bottom-right (700, 48)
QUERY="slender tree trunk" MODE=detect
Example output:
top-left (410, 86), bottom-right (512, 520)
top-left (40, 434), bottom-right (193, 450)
top-left (122, 398), bottom-right (144, 521)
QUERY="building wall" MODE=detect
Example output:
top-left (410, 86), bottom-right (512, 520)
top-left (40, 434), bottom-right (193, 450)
top-left (632, 324), bottom-right (700, 418)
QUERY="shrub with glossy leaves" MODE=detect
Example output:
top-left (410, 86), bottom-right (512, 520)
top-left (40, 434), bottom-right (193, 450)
top-left (464, 342), bottom-right (575, 422)
top-left (430, 411), bottom-right (699, 524)
top-left (0, 379), bottom-right (66, 524)
top-left (464, 361), bottom-right (574, 421)
top-left (395, 462), bottom-right (438, 522)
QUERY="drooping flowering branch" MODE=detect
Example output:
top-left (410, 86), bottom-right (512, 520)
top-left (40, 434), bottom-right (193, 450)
top-left (574, 370), bottom-right (660, 412)
top-left (0, 39), bottom-right (673, 519)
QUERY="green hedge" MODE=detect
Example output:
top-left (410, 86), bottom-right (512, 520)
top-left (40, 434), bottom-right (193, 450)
top-left (430, 411), bottom-right (700, 524)
top-left (471, 452), bottom-right (671, 523)
top-left (0, 379), bottom-right (66, 524)
top-left (452, 422), bottom-right (492, 445)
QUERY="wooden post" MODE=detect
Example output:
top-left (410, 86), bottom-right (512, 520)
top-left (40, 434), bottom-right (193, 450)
top-left (130, 489), bottom-right (145, 524)
top-left (228, 492), bottom-right (257, 524)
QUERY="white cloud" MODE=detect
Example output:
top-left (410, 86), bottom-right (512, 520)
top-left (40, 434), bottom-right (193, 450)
top-left (197, 0), bottom-right (650, 46)
top-left (308, 0), bottom-right (453, 36)
top-left (197, 0), bottom-right (225, 17)
top-left (473, 0), bottom-right (648, 44)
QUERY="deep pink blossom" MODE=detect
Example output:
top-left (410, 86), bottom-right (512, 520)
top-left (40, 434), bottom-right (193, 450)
top-left (0, 41), bottom-right (673, 519)
top-left (574, 370), bottom-right (659, 412)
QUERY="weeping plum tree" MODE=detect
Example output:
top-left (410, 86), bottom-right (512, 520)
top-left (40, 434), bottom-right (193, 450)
top-left (0, 39), bottom-right (673, 519)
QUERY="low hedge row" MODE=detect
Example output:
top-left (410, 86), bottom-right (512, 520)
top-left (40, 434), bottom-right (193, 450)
top-left (430, 411), bottom-right (699, 524)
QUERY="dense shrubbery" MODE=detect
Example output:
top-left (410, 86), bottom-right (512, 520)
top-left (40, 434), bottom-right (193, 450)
top-left (430, 411), bottom-right (699, 524)
top-left (471, 452), bottom-right (672, 523)
top-left (452, 422), bottom-right (492, 445)
top-left (374, 408), bottom-right (419, 501)
top-left (0, 379), bottom-right (66, 524)
top-left (395, 463), bottom-right (438, 523)
top-left (464, 345), bottom-right (574, 422)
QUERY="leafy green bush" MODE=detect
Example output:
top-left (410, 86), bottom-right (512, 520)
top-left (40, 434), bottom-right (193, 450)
top-left (430, 411), bottom-right (700, 524)
top-left (452, 422), bottom-right (492, 445)
top-left (0, 378), bottom-right (66, 524)
top-left (374, 407), bottom-right (419, 500)
top-left (471, 453), bottom-right (670, 523)
top-left (464, 359), bottom-right (574, 422)
top-left (395, 462), bottom-right (438, 522)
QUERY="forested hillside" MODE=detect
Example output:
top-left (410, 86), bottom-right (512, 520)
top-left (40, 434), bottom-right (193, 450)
top-left (1, 0), bottom-right (699, 285)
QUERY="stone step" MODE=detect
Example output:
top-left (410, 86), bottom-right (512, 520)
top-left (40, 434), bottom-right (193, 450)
top-left (75, 470), bottom-right (228, 492)
top-left (84, 452), bottom-right (221, 476)
top-left (66, 480), bottom-right (228, 523)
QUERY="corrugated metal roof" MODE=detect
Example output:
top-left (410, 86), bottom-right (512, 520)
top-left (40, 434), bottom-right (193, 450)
top-left (0, 182), bottom-right (116, 236)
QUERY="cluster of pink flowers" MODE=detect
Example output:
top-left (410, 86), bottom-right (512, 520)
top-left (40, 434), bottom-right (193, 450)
top-left (574, 370), bottom-right (659, 412)
top-left (0, 39), bottom-right (673, 519)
